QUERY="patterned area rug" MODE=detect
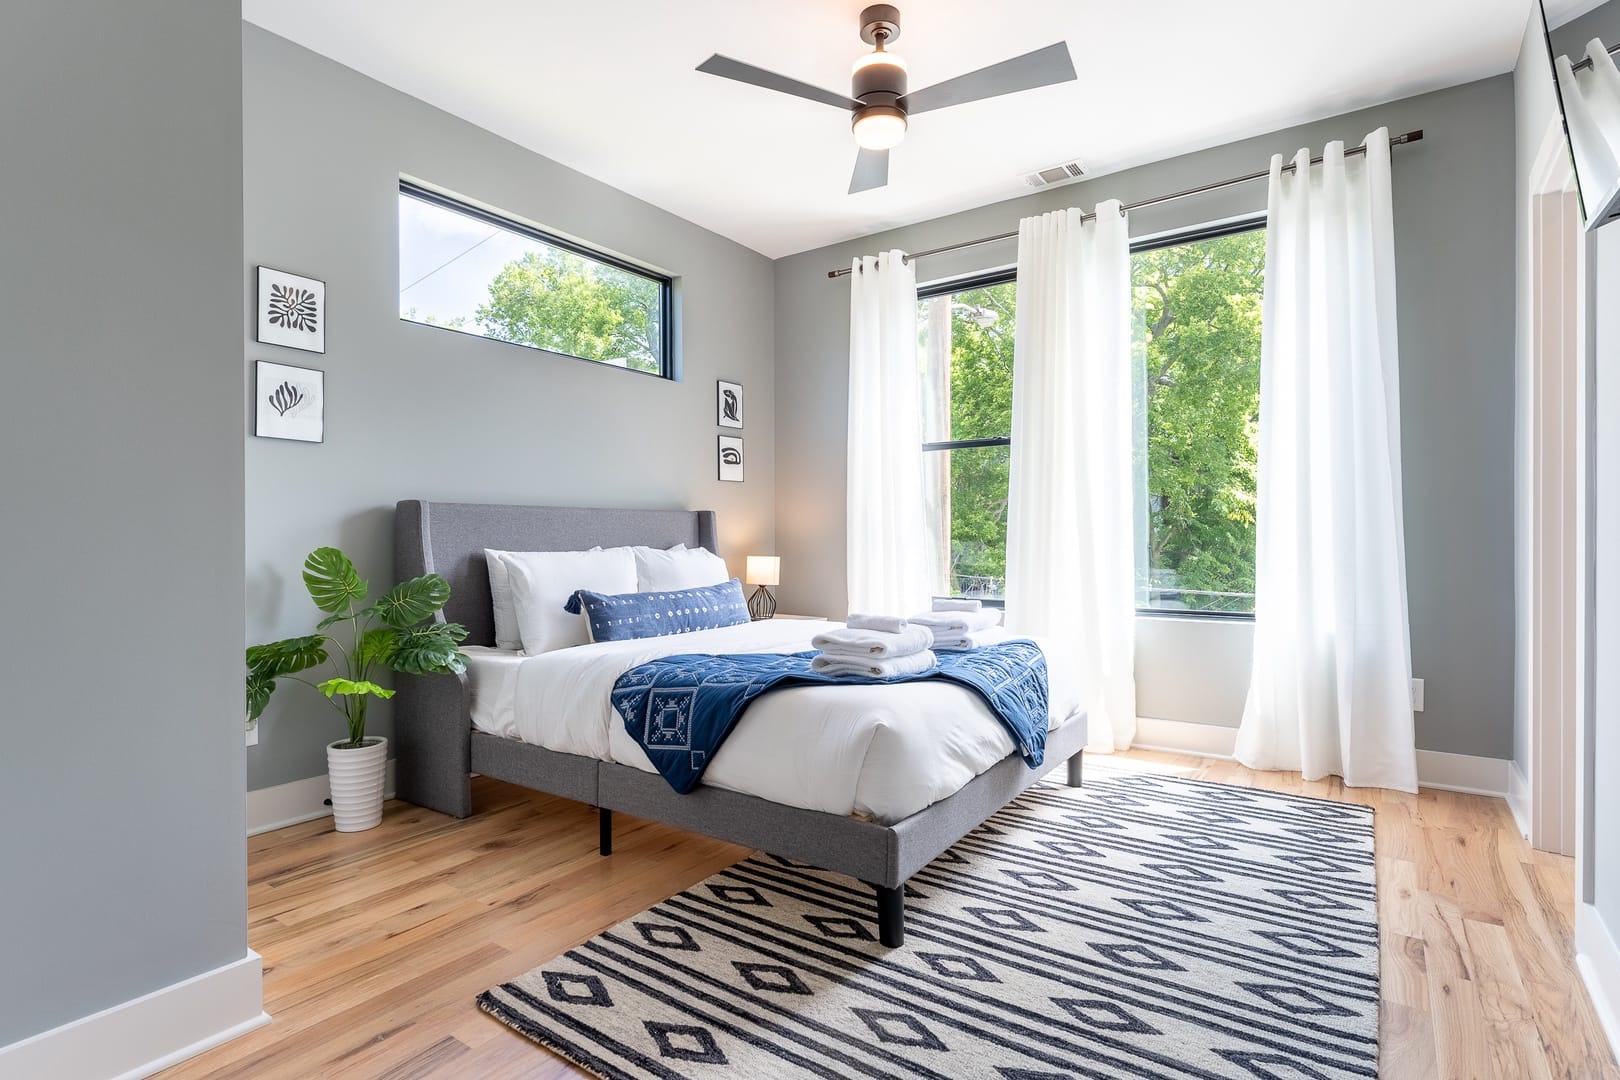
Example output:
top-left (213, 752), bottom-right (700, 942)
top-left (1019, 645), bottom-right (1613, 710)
top-left (479, 774), bottom-right (1379, 1079)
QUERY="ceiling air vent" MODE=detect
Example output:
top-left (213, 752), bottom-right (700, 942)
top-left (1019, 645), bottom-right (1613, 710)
top-left (1023, 159), bottom-right (1086, 189)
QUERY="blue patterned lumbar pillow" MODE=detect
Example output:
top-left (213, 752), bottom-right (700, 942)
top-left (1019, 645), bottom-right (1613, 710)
top-left (564, 579), bottom-right (752, 643)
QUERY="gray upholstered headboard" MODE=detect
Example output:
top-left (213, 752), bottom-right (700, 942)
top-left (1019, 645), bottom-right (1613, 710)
top-left (395, 501), bottom-right (720, 647)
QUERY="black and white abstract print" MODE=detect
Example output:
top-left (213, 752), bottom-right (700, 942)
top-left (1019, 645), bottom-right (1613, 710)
top-left (254, 360), bottom-right (323, 443)
top-left (256, 267), bottom-right (326, 353)
top-left (718, 435), bottom-right (744, 482)
top-left (267, 283), bottom-right (318, 332)
top-left (717, 380), bottom-right (743, 429)
top-left (479, 774), bottom-right (1380, 1079)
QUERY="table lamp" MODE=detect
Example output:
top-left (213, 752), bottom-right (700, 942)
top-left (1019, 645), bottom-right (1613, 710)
top-left (745, 555), bottom-right (780, 620)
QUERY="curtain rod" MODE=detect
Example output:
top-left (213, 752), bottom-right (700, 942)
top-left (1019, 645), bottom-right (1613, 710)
top-left (826, 128), bottom-right (1424, 279)
top-left (1570, 39), bottom-right (1620, 73)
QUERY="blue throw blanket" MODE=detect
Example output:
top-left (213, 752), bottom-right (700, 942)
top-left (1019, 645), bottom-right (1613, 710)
top-left (612, 640), bottom-right (1049, 794)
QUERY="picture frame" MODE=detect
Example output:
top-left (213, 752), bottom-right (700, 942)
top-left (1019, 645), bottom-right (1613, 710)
top-left (256, 266), bottom-right (326, 354)
top-left (254, 360), bottom-right (325, 443)
top-left (718, 435), bottom-right (744, 482)
top-left (717, 380), bottom-right (744, 428)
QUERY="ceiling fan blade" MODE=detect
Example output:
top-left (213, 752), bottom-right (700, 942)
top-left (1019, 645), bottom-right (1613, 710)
top-left (849, 147), bottom-right (890, 194)
top-left (899, 42), bottom-right (1076, 115)
top-left (696, 54), bottom-right (859, 110)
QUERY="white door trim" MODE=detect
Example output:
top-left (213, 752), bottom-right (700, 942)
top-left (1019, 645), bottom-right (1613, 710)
top-left (1524, 115), bottom-right (1584, 855)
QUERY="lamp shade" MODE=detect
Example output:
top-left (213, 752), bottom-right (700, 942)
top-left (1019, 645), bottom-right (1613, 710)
top-left (745, 555), bottom-right (780, 587)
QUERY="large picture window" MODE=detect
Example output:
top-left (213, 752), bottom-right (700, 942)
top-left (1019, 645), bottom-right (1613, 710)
top-left (398, 182), bottom-right (672, 377)
top-left (914, 221), bottom-right (1264, 615)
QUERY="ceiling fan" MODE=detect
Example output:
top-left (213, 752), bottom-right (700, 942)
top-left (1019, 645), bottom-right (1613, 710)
top-left (696, 5), bottom-right (1077, 195)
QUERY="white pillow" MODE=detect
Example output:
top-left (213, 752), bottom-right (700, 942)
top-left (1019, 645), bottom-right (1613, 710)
top-left (499, 547), bottom-right (637, 655)
top-left (634, 544), bottom-right (730, 591)
top-left (484, 549), bottom-right (524, 651)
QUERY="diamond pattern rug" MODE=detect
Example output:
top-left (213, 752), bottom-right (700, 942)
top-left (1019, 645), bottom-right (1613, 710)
top-left (478, 774), bottom-right (1379, 1079)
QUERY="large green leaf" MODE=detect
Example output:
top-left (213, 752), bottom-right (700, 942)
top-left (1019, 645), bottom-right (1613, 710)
top-left (245, 635), bottom-right (328, 677)
top-left (388, 622), bottom-right (469, 676)
top-left (246, 673), bottom-right (275, 721)
top-left (374, 575), bottom-right (451, 629)
top-left (357, 628), bottom-right (399, 669)
top-left (316, 677), bottom-right (395, 700)
top-left (303, 547), bottom-right (367, 614)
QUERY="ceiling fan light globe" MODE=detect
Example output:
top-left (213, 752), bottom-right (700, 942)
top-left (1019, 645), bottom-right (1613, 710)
top-left (852, 108), bottom-right (906, 150)
top-left (852, 49), bottom-right (907, 75)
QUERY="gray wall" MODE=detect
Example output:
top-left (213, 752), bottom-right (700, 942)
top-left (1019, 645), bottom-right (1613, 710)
top-left (0, 0), bottom-right (247, 1044)
top-left (244, 27), bottom-right (778, 791)
top-left (774, 76), bottom-right (1517, 760)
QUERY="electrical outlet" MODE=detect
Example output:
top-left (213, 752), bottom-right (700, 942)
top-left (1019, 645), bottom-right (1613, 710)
top-left (1411, 678), bottom-right (1425, 712)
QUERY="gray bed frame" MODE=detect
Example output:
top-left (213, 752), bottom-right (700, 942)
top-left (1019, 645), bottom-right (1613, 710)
top-left (392, 499), bottom-right (1087, 946)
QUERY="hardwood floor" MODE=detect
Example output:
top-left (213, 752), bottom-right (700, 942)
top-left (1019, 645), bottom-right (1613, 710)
top-left (162, 750), bottom-right (1618, 1079)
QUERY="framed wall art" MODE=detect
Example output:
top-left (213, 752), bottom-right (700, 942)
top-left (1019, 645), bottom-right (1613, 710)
top-left (718, 435), bottom-right (744, 482)
top-left (256, 266), bottom-right (326, 353)
top-left (717, 380), bottom-right (743, 428)
top-left (254, 360), bottom-right (324, 443)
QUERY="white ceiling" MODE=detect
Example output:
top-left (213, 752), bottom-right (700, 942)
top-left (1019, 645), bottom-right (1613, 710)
top-left (245, 0), bottom-right (1540, 259)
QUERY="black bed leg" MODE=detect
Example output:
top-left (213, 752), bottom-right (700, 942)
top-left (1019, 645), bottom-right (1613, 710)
top-left (1066, 750), bottom-right (1084, 788)
top-left (875, 884), bottom-right (905, 948)
top-left (598, 807), bottom-right (612, 856)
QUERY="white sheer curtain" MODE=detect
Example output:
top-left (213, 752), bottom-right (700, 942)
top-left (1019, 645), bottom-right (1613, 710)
top-left (1556, 40), bottom-right (1620, 207)
top-left (1234, 129), bottom-right (1417, 792)
top-left (847, 250), bottom-right (936, 614)
top-left (1006, 203), bottom-right (1137, 753)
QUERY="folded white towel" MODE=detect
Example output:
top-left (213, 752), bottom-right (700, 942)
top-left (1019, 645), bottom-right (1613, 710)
top-left (846, 612), bottom-right (909, 634)
top-left (933, 598), bottom-right (982, 612)
top-left (812, 649), bottom-right (938, 679)
top-left (933, 627), bottom-right (1013, 651)
top-left (811, 624), bottom-right (934, 658)
top-left (910, 609), bottom-right (1002, 635)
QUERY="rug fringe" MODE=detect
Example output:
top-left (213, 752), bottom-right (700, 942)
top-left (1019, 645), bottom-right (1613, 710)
top-left (477, 988), bottom-right (620, 1080)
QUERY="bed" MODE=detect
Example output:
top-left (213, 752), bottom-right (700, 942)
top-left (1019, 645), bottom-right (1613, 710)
top-left (392, 500), bottom-right (1088, 946)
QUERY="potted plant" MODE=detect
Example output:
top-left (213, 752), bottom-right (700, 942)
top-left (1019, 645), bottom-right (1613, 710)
top-left (247, 547), bottom-right (467, 831)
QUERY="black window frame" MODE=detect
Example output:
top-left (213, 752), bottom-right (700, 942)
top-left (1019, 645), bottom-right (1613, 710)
top-left (916, 216), bottom-right (1266, 620)
top-left (398, 180), bottom-right (675, 380)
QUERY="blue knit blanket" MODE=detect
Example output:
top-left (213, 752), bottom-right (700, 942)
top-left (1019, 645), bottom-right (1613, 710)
top-left (611, 640), bottom-right (1049, 794)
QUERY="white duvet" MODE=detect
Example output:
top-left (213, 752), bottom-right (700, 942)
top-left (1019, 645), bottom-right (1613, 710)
top-left (461, 619), bottom-right (1082, 824)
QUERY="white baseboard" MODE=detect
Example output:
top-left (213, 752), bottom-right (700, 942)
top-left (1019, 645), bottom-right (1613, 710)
top-left (247, 759), bottom-right (396, 836)
top-left (1413, 748), bottom-right (1512, 797)
top-left (1578, 902), bottom-right (1620, 1060)
top-left (0, 951), bottom-right (267, 1080)
top-left (1130, 716), bottom-right (1511, 797)
top-left (1133, 715), bottom-right (1241, 759)
top-left (1507, 762), bottom-right (1533, 839)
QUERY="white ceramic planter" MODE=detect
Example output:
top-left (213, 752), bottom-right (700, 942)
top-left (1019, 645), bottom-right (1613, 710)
top-left (327, 736), bottom-right (387, 832)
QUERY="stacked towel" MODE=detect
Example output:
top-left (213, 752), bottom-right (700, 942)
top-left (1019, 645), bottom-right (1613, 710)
top-left (811, 649), bottom-right (938, 678)
top-left (933, 598), bottom-right (982, 612)
top-left (933, 627), bottom-right (1011, 652)
top-left (811, 623), bottom-right (934, 658)
top-left (909, 608), bottom-right (1003, 650)
top-left (845, 612), bottom-right (909, 634)
top-left (811, 617), bottom-right (936, 677)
